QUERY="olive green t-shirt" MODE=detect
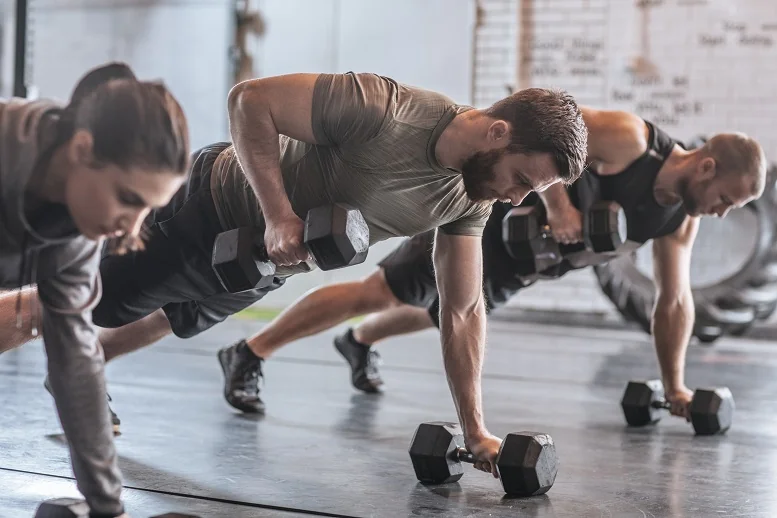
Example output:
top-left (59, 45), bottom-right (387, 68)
top-left (211, 72), bottom-right (492, 275)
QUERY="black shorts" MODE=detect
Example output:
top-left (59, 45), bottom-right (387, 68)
top-left (92, 143), bottom-right (285, 339)
top-left (379, 205), bottom-right (534, 328)
top-left (379, 231), bottom-right (439, 323)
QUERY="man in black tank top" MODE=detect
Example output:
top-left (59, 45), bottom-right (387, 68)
top-left (233, 106), bottom-right (768, 421)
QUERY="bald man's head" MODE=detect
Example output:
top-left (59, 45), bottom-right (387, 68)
top-left (704, 133), bottom-right (767, 198)
top-left (677, 133), bottom-right (767, 217)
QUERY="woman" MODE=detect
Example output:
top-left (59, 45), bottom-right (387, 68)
top-left (0, 62), bottom-right (190, 517)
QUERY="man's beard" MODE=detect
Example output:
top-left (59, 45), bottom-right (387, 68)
top-left (677, 177), bottom-right (699, 215)
top-left (461, 149), bottom-right (503, 202)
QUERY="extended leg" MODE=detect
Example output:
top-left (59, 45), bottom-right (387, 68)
top-left (353, 304), bottom-right (435, 345)
top-left (101, 309), bottom-right (173, 363)
top-left (246, 268), bottom-right (400, 358)
top-left (219, 268), bottom-right (400, 412)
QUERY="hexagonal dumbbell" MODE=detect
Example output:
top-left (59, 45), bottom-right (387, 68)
top-left (502, 200), bottom-right (627, 276)
top-left (559, 200), bottom-right (628, 256)
top-left (408, 421), bottom-right (558, 496)
top-left (33, 497), bottom-right (201, 517)
top-left (501, 204), bottom-right (562, 276)
top-left (620, 379), bottom-right (735, 435)
top-left (212, 203), bottom-right (370, 293)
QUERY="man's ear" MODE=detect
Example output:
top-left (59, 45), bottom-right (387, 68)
top-left (67, 129), bottom-right (95, 167)
top-left (487, 120), bottom-right (510, 146)
top-left (698, 156), bottom-right (717, 180)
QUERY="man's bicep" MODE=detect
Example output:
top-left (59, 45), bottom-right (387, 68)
top-left (652, 216), bottom-right (699, 295)
top-left (433, 232), bottom-right (483, 308)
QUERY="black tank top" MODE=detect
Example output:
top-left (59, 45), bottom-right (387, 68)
top-left (568, 121), bottom-right (687, 244)
top-left (482, 121), bottom-right (687, 307)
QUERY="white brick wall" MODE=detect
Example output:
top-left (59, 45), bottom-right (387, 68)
top-left (473, 0), bottom-right (777, 315)
top-left (472, 0), bottom-right (518, 106)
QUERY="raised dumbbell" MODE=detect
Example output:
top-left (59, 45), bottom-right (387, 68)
top-left (620, 379), bottom-right (735, 435)
top-left (408, 422), bottom-right (558, 496)
top-left (558, 200), bottom-right (627, 256)
top-left (502, 200), bottom-right (627, 276)
top-left (33, 497), bottom-right (200, 517)
top-left (500, 204), bottom-right (561, 276)
top-left (212, 204), bottom-right (370, 293)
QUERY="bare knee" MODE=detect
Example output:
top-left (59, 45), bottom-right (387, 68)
top-left (356, 268), bottom-right (402, 313)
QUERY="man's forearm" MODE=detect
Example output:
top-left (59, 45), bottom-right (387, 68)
top-left (439, 297), bottom-right (488, 440)
top-left (651, 291), bottom-right (694, 391)
top-left (228, 83), bottom-right (294, 222)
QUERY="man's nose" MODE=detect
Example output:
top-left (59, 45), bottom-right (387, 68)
top-left (510, 187), bottom-right (531, 206)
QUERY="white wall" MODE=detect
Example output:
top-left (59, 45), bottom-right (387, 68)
top-left (21, 0), bottom-right (233, 149)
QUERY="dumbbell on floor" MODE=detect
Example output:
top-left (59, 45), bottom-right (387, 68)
top-left (33, 497), bottom-right (200, 517)
top-left (212, 204), bottom-right (370, 293)
top-left (408, 422), bottom-right (558, 496)
top-left (620, 379), bottom-right (735, 435)
top-left (502, 200), bottom-right (627, 276)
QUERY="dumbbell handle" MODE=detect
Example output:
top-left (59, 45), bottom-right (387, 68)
top-left (454, 447), bottom-right (483, 465)
top-left (650, 399), bottom-right (674, 410)
top-left (253, 242), bottom-right (316, 268)
top-left (538, 225), bottom-right (587, 254)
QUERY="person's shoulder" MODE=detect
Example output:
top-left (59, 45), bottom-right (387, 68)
top-left (0, 98), bottom-right (61, 135)
top-left (584, 107), bottom-right (648, 174)
top-left (392, 81), bottom-right (460, 127)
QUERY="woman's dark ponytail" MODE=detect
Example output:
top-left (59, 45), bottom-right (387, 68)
top-left (68, 62), bottom-right (137, 108)
top-left (57, 62), bottom-right (138, 143)
top-left (57, 61), bottom-right (189, 174)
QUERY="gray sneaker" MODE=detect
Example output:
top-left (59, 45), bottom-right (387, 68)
top-left (334, 328), bottom-right (384, 393)
top-left (217, 339), bottom-right (266, 414)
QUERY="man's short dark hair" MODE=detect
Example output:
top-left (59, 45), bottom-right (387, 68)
top-left (485, 88), bottom-right (588, 184)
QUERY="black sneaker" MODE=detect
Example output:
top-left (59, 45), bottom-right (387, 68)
top-left (334, 329), bottom-right (384, 393)
top-left (43, 376), bottom-right (121, 435)
top-left (217, 339), bottom-right (265, 413)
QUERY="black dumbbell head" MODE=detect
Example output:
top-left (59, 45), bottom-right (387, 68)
top-left (408, 422), bottom-right (466, 485)
top-left (305, 205), bottom-right (369, 271)
top-left (34, 498), bottom-right (89, 517)
top-left (212, 227), bottom-right (276, 293)
top-left (689, 387), bottom-right (735, 435)
top-left (497, 432), bottom-right (558, 496)
top-left (584, 201), bottom-right (627, 253)
top-left (502, 205), bottom-right (561, 275)
top-left (621, 380), bottom-right (664, 427)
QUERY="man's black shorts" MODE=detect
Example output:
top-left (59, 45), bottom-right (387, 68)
top-left (378, 203), bottom-right (533, 328)
top-left (378, 230), bottom-right (439, 316)
top-left (92, 143), bottom-right (285, 338)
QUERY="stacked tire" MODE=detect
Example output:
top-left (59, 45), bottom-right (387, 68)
top-left (594, 141), bottom-right (777, 344)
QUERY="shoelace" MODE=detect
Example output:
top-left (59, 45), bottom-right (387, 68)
top-left (364, 350), bottom-right (382, 380)
top-left (237, 358), bottom-right (263, 393)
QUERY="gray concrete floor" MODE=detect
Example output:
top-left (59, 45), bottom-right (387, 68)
top-left (1, 317), bottom-right (775, 517)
